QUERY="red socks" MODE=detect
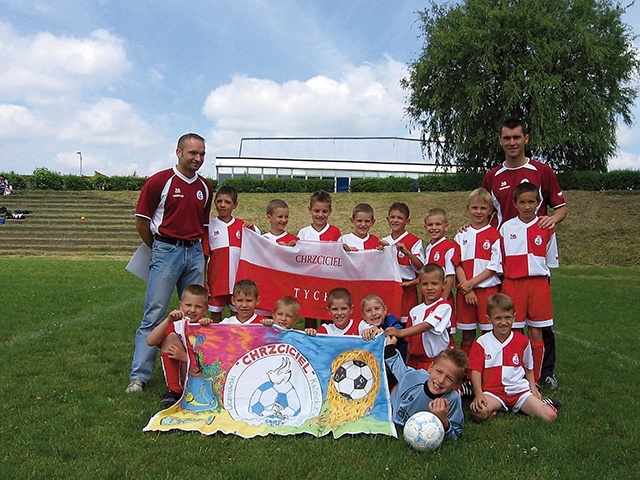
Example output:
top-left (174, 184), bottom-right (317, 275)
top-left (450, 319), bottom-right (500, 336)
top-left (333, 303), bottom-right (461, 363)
top-left (160, 351), bottom-right (182, 394)
top-left (531, 339), bottom-right (545, 383)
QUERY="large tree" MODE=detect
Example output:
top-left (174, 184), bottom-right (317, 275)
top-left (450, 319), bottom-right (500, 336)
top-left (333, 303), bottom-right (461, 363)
top-left (403, 0), bottom-right (639, 172)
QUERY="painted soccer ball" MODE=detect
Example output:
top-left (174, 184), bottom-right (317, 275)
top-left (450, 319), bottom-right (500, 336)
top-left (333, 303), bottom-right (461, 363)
top-left (403, 411), bottom-right (445, 452)
top-left (249, 381), bottom-right (301, 419)
top-left (333, 359), bottom-right (374, 400)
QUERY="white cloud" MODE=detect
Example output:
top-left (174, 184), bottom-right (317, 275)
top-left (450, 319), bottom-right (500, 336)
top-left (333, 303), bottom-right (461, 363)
top-left (0, 23), bottom-right (130, 103)
top-left (202, 56), bottom-right (410, 155)
top-left (58, 98), bottom-right (160, 146)
top-left (610, 150), bottom-right (640, 170)
top-left (0, 104), bottom-right (48, 137)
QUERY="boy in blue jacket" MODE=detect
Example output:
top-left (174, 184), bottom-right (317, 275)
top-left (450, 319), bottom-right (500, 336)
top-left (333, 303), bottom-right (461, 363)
top-left (385, 336), bottom-right (468, 440)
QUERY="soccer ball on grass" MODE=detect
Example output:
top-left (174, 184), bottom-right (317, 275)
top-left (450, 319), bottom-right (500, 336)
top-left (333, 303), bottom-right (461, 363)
top-left (403, 411), bottom-right (445, 452)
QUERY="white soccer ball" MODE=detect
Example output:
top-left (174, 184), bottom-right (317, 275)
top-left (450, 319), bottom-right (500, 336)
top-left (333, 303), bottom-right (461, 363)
top-left (333, 359), bottom-right (374, 400)
top-left (403, 411), bottom-right (445, 452)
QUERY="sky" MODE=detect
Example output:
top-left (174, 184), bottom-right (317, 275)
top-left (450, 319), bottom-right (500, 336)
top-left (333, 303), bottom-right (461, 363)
top-left (1, 0), bottom-right (639, 179)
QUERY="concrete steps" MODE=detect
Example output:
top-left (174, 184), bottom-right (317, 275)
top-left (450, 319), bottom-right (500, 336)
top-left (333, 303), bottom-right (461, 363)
top-left (0, 191), bottom-right (140, 256)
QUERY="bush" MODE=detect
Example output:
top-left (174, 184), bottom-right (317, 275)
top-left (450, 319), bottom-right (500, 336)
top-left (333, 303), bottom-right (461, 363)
top-left (222, 177), bottom-right (335, 193)
top-left (109, 176), bottom-right (148, 191)
top-left (62, 175), bottom-right (92, 191)
top-left (350, 177), bottom-right (416, 192)
top-left (557, 171), bottom-right (603, 191)
top-left (31, 167), bottom-right (64, 190)
top-left (601, 170), bottom-right (639, 190)
top-left (418, 172), bottom-right (483, 192)
top-left (302, 179), bottom-right (334, 193)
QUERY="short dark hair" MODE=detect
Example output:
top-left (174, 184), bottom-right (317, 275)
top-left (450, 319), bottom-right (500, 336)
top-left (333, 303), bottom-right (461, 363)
top-left (327, 287), bottom-right (352, 306)
top-left (267, 199), bottom-right (289, 215)
top-left (388, 202), bottom-right (410, 218)
top-left (233, 279), bottom-right (259, 298)
top-left (177, 133), bottom-right (205, 150)
top-left (181, 284), bottom-right (208, 301)
top-left (309, 190), bottom-right (332, 208)
top-left (500, 118), bottom-right (528, 135)
top-left (513, 182), bottom-right (540, 202)
top-left (352, 203), bottom-right (374, 219)
top-left (216, 185), bottom-right (238, 203)
top-left (420, 263), bottom-right (445, 282)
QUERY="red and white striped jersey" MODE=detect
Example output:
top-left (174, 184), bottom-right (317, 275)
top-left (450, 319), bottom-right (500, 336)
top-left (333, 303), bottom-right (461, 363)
top-left (297, 224), bottom-right (342, 242)
top-left (382, 231), bottom-right (424, 281)
top-left (469, 331), bottom-right (533, 396)
top-left (500, 217), bottom-right (559, 279)
top-left (453, 225), bottom-right (502, 288)
top-left (263, 231), bottom-right (298, 245)
top-left (204, 217), bottom-right (245, 296)
top-left (340, 233), bottom-right (380, 250)
top-left (482, 158), bottom-right (566, 228)
top-left (424, 237), bottom-right (457, 276)
top-left (406, 299), bottom-right (451, 358)
top-left (317, 319), bottom-right (360, 336)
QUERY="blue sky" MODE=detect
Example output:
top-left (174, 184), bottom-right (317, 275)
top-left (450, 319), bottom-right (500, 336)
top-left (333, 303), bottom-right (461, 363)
top-left (1, 0), bottom-right (638, 178)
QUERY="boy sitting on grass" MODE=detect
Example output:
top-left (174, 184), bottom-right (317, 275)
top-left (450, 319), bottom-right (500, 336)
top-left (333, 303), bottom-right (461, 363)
top-left (385, 335), bottom-right (468, 441)
top-left (146, 284), bottom-right (212, 407)
top-left (469, 293), bottom-right (559, 422)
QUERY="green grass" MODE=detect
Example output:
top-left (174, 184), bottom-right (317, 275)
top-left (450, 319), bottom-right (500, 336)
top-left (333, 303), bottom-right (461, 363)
top-left (1, 258), bottom-right (638, 479)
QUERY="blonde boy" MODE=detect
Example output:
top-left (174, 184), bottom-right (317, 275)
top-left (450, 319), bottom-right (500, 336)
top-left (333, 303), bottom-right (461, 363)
top-left (358, 293), bottom-right (403, 340)
top-left (261, 296), bottom-right (317, 335)
top-left (341, 203), bottom-right (380, 251)
top-left (146, 284), bottom-right (211, 407)
top-left (298, 190), bottom-right (342, 329)
top-left (220, 279), bottom-right (265, 325)
top-left (263, 199), bottom-right (298, 246)
top-left (422, 208), bottom-right (457, 335)
top-left (454, 188), bottom-right (503, 357)
top-left (381, 202), bottom-right (424, 323)
top-left (316, 288), bottom-right (360, 336)
top-left (469, 293), bottom-right (559, 422)
top-left (385, 264), bottom-right (451, 370)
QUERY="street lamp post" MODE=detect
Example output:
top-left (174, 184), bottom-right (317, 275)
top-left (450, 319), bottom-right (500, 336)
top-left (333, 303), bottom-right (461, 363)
top-left (76, 151), bottom-right (83, 176)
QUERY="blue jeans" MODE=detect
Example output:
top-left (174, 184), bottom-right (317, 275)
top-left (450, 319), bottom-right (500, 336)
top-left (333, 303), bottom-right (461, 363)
top-left (130, 240), bottom-right (205, 384)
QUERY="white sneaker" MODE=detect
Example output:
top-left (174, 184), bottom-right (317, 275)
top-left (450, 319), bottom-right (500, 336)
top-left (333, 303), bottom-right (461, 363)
top-left (125, 379), bottom-right (145, 393)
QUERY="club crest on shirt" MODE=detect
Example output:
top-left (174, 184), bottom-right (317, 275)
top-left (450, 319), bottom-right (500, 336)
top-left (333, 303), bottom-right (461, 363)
top-left (534, 235), bottom-right (543, 246)
top-left (512, 353), bottom-right (520, 365)
top-left (236, 230), bottom-right (242, 240)
top-left (483, 240), bottom-right (491, 250)
top-left (196, 190), bottom-right (204, 201)
top-left (434, 252), bottom-right (441, 261)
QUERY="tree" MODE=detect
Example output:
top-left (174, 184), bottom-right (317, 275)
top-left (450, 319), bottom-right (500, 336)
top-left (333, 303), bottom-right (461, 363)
top-left (402, 0), bottom-right (639, 172)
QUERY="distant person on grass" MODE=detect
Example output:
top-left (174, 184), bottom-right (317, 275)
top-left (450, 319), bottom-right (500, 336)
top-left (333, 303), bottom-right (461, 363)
top-left (146, 284), bottom-right (211, 407)
top-left (126, 133), bottom-right (213, 394)
top-left (482, 118), bottom-right (567, 390)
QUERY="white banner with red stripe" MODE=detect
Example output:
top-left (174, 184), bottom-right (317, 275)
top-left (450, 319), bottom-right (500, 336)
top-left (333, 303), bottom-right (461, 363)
top-left (236, 229), bottom-right (403, 320)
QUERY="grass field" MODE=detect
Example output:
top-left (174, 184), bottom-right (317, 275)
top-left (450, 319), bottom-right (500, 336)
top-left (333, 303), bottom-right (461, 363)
top-left (1, 258), bottom-right (638, 479)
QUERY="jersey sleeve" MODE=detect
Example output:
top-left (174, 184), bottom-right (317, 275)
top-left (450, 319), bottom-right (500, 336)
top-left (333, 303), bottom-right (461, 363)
top-left (546, 229), bottom-right (559, 268)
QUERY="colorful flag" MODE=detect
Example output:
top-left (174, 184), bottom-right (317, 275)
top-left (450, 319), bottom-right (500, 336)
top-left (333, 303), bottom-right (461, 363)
top-left (144, 324), bottom-right (396, 438)
top-left (236, 229), bottom-right (403, 320)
